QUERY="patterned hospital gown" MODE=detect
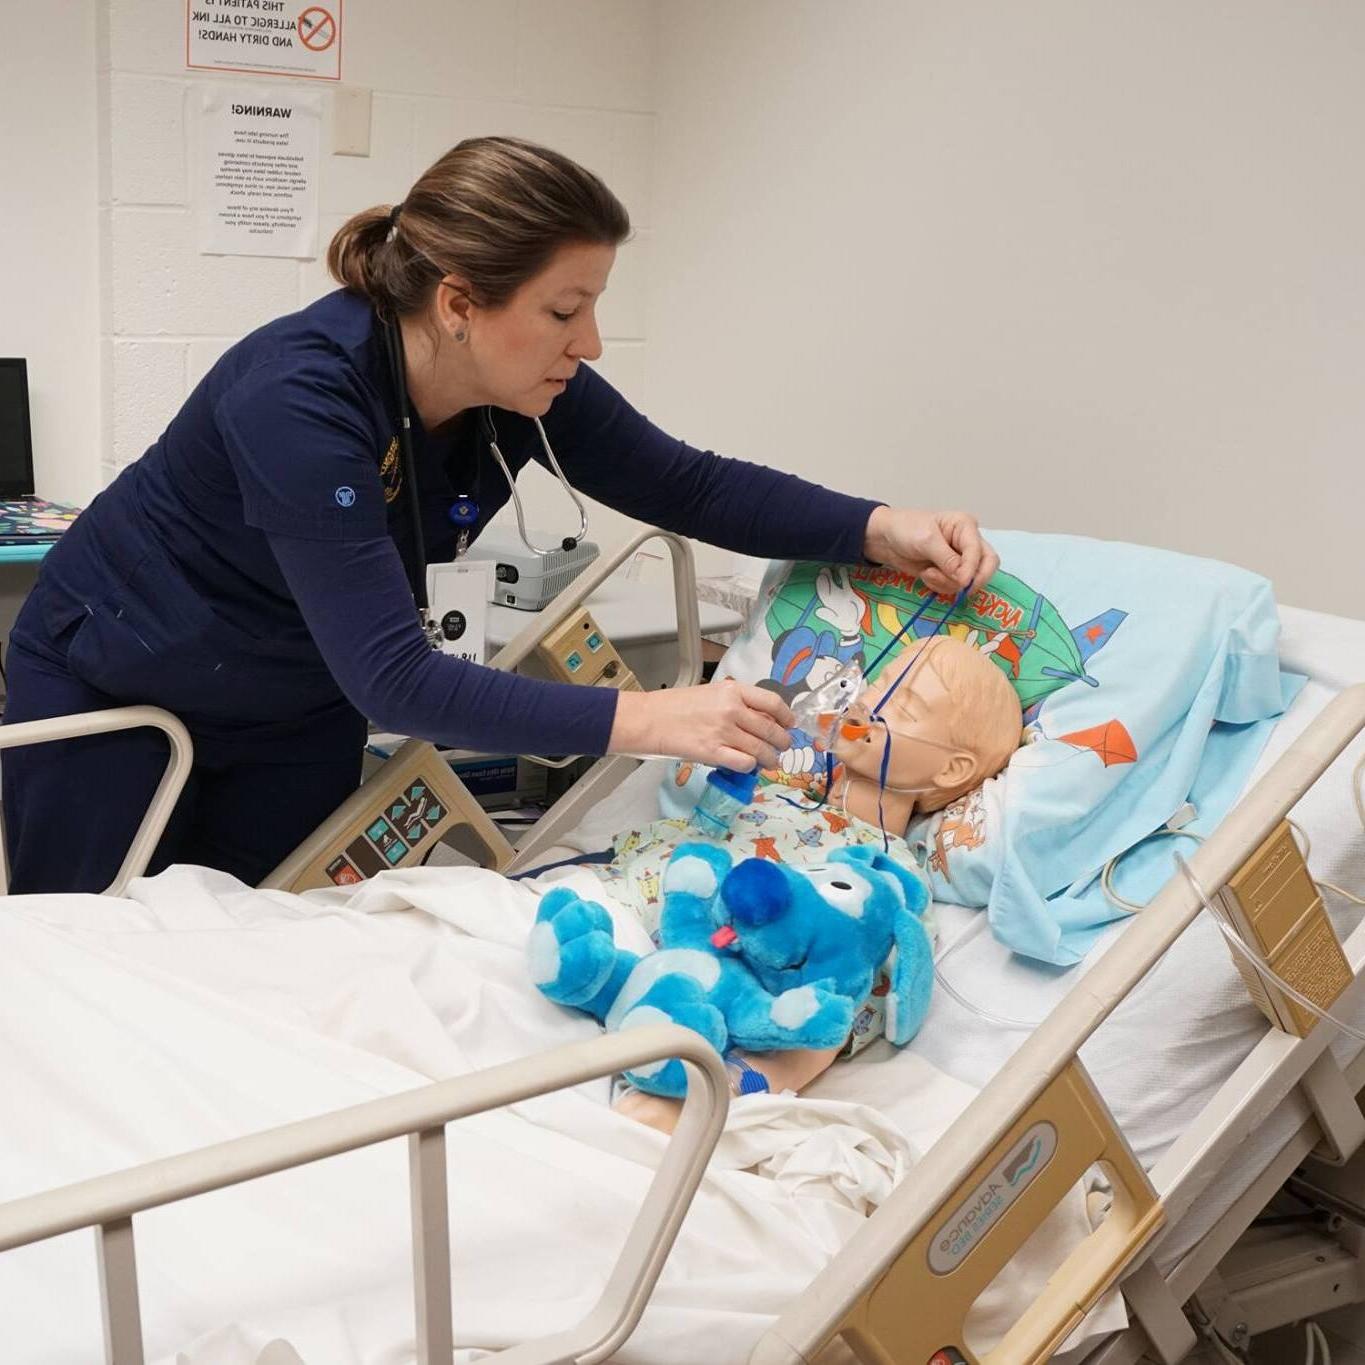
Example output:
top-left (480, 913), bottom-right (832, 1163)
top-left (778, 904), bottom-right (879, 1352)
top-left (588, 789), bottom-right (934, 1056)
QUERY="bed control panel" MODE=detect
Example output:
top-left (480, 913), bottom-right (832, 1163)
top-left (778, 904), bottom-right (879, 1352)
top-left (1218, 820), bottom-right (1353, 1036)
top-left (259, 739), bottom-right (516, 893)
top-left (534, 608), bottom-right (641, 691)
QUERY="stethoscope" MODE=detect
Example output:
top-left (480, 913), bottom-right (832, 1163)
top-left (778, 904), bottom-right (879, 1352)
top-left (380, 311), bottom-right (590, 622)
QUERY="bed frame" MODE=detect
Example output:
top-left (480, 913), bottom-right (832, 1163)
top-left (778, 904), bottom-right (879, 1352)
top-left (2, 527), bottom-right (1364, 1365)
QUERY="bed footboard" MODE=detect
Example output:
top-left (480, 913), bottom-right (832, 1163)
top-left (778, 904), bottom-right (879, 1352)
top-left (0, 1024), bottom-right (729, 1365)
top-left (0, 705), bottom-right (192, 897)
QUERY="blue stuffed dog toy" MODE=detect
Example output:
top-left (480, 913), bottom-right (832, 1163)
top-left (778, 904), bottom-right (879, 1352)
top-left (528, 842), bottom-right (933, 1097)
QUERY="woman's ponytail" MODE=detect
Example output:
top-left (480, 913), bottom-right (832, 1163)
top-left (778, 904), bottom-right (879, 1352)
top-left (325, 203), bottom-right (401, 308)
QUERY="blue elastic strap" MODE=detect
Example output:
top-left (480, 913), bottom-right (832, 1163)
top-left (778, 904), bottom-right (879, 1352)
top-left (778, 583), bottom-right (972, 828)
top-left (508, 848), bottom-right (615, 881)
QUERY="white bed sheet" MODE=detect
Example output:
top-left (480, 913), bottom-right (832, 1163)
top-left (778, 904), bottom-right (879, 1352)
top-left (567, 604), bottom-right (1365, 1272)
top-left (0, 860), bottom-right (1109, 1363)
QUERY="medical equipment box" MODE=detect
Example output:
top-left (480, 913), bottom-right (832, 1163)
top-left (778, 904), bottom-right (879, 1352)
top-left (465, 530), bottom-right (600, 611)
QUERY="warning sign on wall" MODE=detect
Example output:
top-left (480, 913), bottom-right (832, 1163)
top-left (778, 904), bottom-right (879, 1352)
top-left (197, 87), bottom-right (320, 258)
top-left (186, 0), bottom-right (342, 81)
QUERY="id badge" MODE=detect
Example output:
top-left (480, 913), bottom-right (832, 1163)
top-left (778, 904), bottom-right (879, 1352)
top-left (426, 560), bottom-right (493, 662)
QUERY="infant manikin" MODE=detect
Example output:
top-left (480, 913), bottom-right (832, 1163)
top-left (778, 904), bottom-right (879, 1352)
top-left (598, 635), bottom-right (1023, 1130)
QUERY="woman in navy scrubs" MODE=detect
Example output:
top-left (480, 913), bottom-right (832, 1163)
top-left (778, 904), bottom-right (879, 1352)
top-left (2, 137), bottom-right (998, 893)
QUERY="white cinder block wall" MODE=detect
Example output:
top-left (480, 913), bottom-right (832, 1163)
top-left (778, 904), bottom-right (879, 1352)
top-left (9, 3), bottom-right (1363, 614)
top-left (93, 0), bottom-right (656, 548)
top-left (646, 2), bottom-right (1365, 614)
top-left (0, 3), bottom-right (101, 507)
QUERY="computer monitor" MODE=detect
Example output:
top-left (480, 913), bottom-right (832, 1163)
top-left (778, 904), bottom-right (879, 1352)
top-left (0, 358), bottom-right (35, 499)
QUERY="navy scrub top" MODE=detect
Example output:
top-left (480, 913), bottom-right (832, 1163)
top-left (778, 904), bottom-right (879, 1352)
top-left (24, 289), bottom-right (881, 762)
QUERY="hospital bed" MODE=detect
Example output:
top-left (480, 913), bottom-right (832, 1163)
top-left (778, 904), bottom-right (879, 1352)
top-left (1, 529), bottom-right (1364, 1365)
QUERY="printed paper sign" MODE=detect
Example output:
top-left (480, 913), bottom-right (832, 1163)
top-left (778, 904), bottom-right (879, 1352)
top-left (198, 87), bottom-right (320, 258)
top-left (187, 0), bottom-right (343, 81)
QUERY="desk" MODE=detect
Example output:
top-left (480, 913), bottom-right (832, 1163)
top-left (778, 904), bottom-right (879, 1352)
top-left (0, 542), bottom-right (58, 565)
top-left (486, 579), bottom-right (744, 690)
top-left (0, 545), bottom-right (58, 703)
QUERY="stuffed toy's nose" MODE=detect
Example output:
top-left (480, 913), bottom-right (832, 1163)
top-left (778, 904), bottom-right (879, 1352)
top-left (721, 858), bottom-right (790, 926)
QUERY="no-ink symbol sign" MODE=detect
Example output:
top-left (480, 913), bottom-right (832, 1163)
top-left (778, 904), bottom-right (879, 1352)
top-left (297, 6), bottom-right (336, 51)
top-left (186, 0), bottom-right (343, 81)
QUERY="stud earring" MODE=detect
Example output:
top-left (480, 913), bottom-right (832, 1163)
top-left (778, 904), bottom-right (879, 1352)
top-left (454, 329), bottom-right (467, 342)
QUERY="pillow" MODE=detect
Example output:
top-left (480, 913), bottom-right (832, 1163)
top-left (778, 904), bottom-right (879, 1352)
top-left (661, 531), bottom-right (1302, 965)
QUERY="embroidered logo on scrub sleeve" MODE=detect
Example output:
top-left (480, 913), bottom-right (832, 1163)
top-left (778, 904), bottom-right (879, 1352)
top-left (380, 435), bottom-right (403, 504)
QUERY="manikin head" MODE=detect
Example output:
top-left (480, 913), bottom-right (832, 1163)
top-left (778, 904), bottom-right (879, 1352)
top-left (832, 636), bottom-right (1022, 816)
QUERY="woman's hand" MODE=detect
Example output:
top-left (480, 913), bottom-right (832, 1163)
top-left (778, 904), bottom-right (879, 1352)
top-left (608, 679), bottom-right (795, 771)
top-left (863, 506), bottom-right (999, 597)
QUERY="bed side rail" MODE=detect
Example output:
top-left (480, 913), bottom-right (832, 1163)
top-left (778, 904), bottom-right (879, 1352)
top-left (260, 527), bottom-right (701, 891)
top-left (0, 1023), bottom-right (729, 1365)
top-left (752, 681), bottom-right (1365, 1365)
top-left (497, 527), bottom-right (701, 873)
top-left (0, 705), bottom-right (192, 898)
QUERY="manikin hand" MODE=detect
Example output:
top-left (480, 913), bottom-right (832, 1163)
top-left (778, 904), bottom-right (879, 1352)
top-left (863, 507), bottom-right (999, 597)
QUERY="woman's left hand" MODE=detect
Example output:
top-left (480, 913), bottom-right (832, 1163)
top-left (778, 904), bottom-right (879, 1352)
top-left (863, 506), bottom-right (999, 597)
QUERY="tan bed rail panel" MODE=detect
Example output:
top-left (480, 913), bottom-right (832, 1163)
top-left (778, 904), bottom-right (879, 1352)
top-left (838, 1060), bottom-right (1161, 1365)
top-left (752, 681), bottom-right (1365, 1365)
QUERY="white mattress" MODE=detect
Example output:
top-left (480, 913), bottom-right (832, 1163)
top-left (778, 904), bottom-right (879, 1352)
top-left (567, 604), bottom-right (1365, 1268)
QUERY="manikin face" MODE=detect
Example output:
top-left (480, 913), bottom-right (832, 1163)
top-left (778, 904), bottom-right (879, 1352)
top-left (833, 650), bottom-right (977, 797)
top-left (457, 241), bottom-right (614, 418)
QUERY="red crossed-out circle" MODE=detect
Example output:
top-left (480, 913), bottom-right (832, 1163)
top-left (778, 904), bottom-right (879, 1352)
top-left (297, 6), bottom-right (336, 50)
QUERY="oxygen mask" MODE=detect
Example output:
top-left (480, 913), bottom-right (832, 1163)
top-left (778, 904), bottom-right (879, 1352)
top-left (789, 661), bottom-right (867, 750)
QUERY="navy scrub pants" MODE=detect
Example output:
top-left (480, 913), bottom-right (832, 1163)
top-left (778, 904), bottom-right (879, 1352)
top-left (1, 631), bottom-right (365, 895)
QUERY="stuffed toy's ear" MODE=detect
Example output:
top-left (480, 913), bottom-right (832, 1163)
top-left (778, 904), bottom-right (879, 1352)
top-left (885, 906), bottom-right (934, 1044)
top-left (828, 846), bottom-right (929, 918)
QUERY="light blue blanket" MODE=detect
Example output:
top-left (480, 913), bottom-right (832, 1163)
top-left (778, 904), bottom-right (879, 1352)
top-left (909, 530), bottom-right (1303, 963)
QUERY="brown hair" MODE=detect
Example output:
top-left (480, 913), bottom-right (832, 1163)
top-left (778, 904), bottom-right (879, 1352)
top-left (327, 136), bottom-right (630, 316)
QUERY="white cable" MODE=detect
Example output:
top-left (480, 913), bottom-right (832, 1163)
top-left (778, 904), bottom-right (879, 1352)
top-left (933, 915), bottom-right (1044, 1031)
top-left (1304, 1320), bottom-right (1333, 1365)
top-left (1104, 751), bottom-right (1365, 914)
top-left (1314, 1321), bottom-right (1333, 1365)
top-left (1101, 826), bottom-right (1204, 913)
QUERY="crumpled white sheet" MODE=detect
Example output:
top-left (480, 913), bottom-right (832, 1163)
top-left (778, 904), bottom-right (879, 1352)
top-left (0, 863), bottom-right (1117, 1362)
top-left (716, 1096), bottom-right (911, 1217)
